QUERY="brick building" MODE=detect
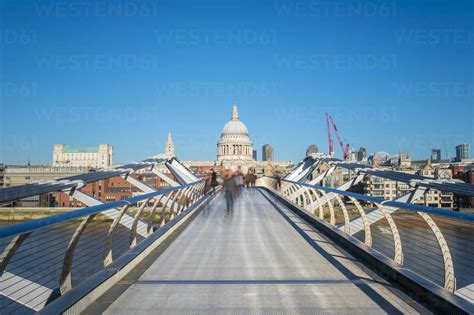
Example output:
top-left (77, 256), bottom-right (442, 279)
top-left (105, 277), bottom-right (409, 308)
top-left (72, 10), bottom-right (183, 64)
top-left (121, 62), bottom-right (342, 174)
top-left (55, 172), bottom-right (176, 207)
top-left (452, 165), bottom-right (474, 209)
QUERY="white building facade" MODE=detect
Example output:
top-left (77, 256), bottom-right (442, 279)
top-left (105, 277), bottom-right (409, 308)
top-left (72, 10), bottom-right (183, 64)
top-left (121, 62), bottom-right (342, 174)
top-left (53, 144), bottom-right (113, 168)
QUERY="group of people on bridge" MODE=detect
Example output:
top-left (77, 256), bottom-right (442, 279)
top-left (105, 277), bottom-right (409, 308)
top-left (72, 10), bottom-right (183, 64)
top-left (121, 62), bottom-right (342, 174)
top-left (207, 168), bottom-right (257, 211)
top-left (205, 168), bottom-right (284, 211)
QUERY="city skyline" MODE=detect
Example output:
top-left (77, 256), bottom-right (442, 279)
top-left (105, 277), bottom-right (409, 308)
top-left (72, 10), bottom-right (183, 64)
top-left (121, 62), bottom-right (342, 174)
top-left (1, 0), bottom-right (473, 164)
top-left (1, 102), bottom-right (471, 165)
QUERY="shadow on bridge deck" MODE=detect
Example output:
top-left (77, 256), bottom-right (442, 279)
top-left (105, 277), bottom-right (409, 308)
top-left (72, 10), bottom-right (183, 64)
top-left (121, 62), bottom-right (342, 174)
top-left (86, 189), bottom-right (428, 314)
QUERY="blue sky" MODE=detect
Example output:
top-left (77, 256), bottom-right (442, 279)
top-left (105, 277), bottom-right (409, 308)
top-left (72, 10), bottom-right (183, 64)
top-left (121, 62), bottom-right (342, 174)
top-left (1, 0), bottom-right (473, 164)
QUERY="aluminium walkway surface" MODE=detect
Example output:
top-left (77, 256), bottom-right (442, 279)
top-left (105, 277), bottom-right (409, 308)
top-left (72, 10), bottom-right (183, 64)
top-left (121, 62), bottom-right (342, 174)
top-left (88, 189), bottom-right (428, 314)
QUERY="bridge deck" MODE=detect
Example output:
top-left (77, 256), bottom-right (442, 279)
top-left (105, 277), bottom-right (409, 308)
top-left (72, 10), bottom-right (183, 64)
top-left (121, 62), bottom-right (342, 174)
top-left (89, 189), bottom-right (426, 314)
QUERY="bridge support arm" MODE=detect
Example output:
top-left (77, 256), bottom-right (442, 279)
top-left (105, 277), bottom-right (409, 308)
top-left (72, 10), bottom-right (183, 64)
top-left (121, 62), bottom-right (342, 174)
top-left (124, 175), bottom-right (156, 193)
top-left (152, 168), bottom-right (180, 187)
top-left (67, 189), bottom-right (148, 237)
top-left (60, 214), bottom-right (97, 295)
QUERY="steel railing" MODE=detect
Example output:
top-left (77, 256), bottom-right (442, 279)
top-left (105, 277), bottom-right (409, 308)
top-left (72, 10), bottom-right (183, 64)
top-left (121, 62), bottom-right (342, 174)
top-left (0, 155), bottom-right (172, 205)
top-left (0, 180), bottom-right (206, 314)
top-left (258, 176), bottom-right (474, 305)
top-left (285, 155), bottom-right (474, 198)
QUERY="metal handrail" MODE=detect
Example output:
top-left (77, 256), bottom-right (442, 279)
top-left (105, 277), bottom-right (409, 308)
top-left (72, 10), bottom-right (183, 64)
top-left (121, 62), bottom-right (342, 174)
top-left (0, 155), bottom-right (170, 203)
top-left (262, 176), bottom-right (474, 299)
top-left (292, 156), bottom-right (474, 197)
top-left (0, 179), bottom-right (207, 313)
top-left (280, 179), bottom-right (474, 223)
top-left (0, 180), bottom-right (203, 239)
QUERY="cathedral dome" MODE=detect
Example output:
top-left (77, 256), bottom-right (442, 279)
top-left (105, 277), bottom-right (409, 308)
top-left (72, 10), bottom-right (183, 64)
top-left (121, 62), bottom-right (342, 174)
top-left (222, 120), bottom-right (249, 136)
top-left (221, 104), bottom-right (249, 137)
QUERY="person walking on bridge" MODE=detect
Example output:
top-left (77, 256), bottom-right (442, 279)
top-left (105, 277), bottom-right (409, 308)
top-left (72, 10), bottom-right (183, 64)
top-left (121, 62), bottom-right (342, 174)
top-left (274, 172), bottom-right (282, 190)
top-left (245, 171), bottom-right (253, 188)
top-left (251, 172), bottom-right (257, 187)
top-left (223, 169), bottom-right (237, 212)
top-left (234, 170), bottom-right (244, 196)
top-left (210, 168), bottom-right (219, 195)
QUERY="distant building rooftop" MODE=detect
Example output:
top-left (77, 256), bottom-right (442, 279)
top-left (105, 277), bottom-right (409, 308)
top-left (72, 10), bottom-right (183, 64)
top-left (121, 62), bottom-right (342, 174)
top-left (62, 146), bottom-right (99, 153)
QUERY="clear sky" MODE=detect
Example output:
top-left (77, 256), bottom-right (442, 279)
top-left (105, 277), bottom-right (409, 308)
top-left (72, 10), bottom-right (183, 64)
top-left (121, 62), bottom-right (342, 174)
top-left (1, 0), bottom-right (473, 165)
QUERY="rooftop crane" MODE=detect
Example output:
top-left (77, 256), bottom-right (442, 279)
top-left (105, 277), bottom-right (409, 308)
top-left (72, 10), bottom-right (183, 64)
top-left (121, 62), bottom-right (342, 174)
top-left (326, 113), bottom-right (334, 157)
top-left (326, 112), bottom-right (350, 160)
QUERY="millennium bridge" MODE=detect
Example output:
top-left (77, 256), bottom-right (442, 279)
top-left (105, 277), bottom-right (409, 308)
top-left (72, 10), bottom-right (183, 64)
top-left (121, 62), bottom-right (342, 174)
top-left (0, 154), bottom-right (474, 314)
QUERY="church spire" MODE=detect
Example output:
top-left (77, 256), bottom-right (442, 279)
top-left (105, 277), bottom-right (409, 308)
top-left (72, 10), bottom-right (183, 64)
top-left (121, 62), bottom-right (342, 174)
top-left (165, 132), bottom-right (175, 156)
top-left (232, 102), bottom-right (239, 121)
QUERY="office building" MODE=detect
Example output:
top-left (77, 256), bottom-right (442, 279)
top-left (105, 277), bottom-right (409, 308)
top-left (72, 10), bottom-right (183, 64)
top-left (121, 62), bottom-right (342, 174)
top-left (306, 144), bottom-right (319, 156)
top-left (431, 149), bottom-right (441, 162)
top-left (456, 144), bottom-right (470, 161)
top-left (262, 144), bottom-right (274, 162)
top-left (357, 147), bottom-right (367, 162)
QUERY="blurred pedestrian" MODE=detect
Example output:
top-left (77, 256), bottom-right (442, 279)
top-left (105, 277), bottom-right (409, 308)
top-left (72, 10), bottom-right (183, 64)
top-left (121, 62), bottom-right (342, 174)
top-left (251, 173), bottom-right (257, 187)
top-left (223, 169), bottom-right (237, 212)
top-left (234, 170), bottom-right (244, 196)
top-left (245, 171), bottom-right (253, 188)
top-left (210, 168), bottom-right (219, 195)
top-left (275, 173), bottom-right (282, 190)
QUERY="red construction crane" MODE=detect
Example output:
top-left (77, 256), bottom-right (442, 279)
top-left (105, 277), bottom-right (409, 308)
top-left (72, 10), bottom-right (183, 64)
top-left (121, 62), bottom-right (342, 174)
top-left (325, 112), bottom-right (334, 156)
top-left (326, 113), bottom-right (350, 160)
